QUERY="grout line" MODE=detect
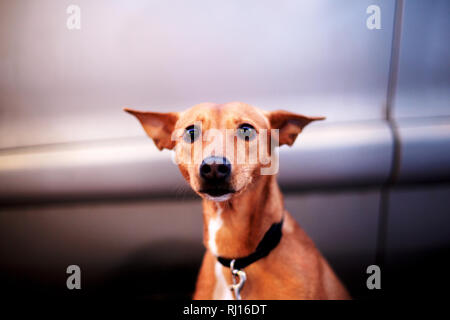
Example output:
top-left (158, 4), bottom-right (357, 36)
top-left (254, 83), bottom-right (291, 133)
top-left (385, 0), bottom-right (405, 184)
top-left (376, 0), bottom-right (405, 269)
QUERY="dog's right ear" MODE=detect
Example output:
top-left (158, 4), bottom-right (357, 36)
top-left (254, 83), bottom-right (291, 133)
top-left (267, 110), bottom-right (325, 146)
top-left (124, 108), bottom-right (179, 150)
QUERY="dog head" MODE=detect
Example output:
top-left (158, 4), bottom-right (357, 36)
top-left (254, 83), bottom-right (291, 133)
top-left (125, 102), bottom-right (324, 202)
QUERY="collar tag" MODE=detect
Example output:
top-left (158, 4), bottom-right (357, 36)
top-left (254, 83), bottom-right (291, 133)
top-left (229, 259), bottom-right (247, 300)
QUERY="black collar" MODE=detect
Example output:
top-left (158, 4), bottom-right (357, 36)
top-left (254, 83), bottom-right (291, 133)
top-left (217, 218), bottom-right (284, 270)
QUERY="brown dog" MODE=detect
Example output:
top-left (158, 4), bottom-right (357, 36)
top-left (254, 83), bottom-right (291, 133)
top-left (125, 102), bottom-right (350, 300)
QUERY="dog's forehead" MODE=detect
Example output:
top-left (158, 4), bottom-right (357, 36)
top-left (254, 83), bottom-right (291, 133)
top-left (177, 102), bottom-right (269, 129)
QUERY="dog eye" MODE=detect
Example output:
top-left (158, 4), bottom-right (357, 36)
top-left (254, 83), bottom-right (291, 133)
top-left (183, 125), bottom-right (200, 143)
top-left (237, 123), bottom-right (256, 141)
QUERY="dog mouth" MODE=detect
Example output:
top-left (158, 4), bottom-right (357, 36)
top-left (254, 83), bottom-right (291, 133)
top-left (198, 187), bottom-right (235, 200)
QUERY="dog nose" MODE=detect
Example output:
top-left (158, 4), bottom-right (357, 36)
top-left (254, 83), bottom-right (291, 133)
top-left (200, 156), bottom-right (231, 181)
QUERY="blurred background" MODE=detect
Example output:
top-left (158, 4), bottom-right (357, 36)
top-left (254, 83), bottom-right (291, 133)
top-left (0, 0), bottom-right (449, 300)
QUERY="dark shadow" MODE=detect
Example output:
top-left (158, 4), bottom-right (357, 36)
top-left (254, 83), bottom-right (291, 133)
top-left (89, 239), bottom-right (205, 300)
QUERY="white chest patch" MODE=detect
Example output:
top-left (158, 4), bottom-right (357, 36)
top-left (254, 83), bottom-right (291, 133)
top-left (213, 261), bottom-right (233, 300)
top-left (208, 206), bottom-right (223, 256)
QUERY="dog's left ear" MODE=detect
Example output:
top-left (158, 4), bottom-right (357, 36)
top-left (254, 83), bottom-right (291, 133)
top-left (267, 110), bottom-right (325, 146)
top-left (124, 108), bottom-right (179, 150)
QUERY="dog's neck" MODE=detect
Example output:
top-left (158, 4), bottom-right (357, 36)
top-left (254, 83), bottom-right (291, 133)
top-left (202, 175), bottom-right (284, 258)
